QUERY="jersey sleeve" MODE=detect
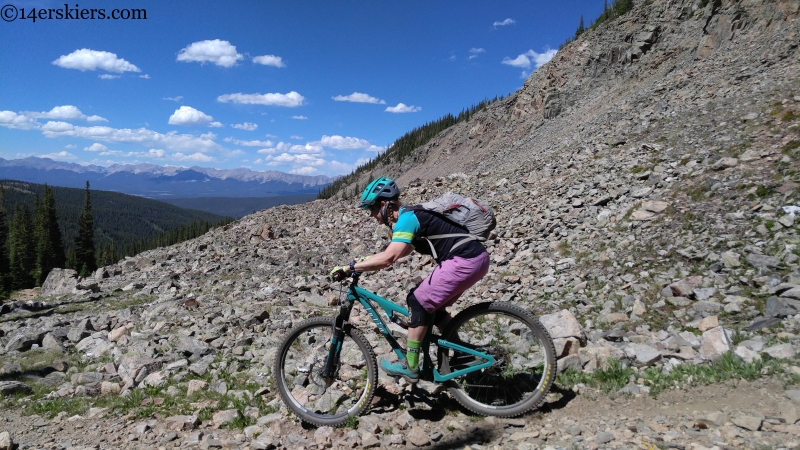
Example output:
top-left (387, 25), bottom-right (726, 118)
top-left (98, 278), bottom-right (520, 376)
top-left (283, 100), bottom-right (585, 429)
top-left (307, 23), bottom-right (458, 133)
top-left (391, 210), bottom-right (420, 244)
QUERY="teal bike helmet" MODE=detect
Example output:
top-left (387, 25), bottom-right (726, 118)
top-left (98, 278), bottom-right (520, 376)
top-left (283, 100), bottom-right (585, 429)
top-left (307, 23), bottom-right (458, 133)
top-left (359, 177), bottom-right (400, 225)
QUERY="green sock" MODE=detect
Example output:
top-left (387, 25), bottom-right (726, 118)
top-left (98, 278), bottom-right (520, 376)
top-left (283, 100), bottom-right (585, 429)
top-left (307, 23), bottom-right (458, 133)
top-left (407, 340), bottom-right (421, 371)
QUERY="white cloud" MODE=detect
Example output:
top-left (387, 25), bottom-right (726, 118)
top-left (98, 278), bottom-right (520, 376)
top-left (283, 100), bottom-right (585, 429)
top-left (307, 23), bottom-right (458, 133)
top-left (168, 106), bottom-right (221, 127)
top-left (139, 74), bottom-right (150, 79)
top-left (315, 135), bottom-right (383, 151)
top-left (217, 92), bottom-right (304, 107)
top-left (26, 105), bottom-right (108, 122)
top-left (290, 166), bottom-right (318, 175)
top-left (469, 48), bottom-right (485, 60)
top-left (385, 103), bottom-right (421, 113)
top-left (200, 132), bottom-right (217, 139)
top-left (332, 92), bottom-right (386, 104)
top-left (274, 141), bottom-right (324, 154)
top-left (99, 74), bottom-right (120, 80)
top-left (265, 133), bottom-right (277, 138)
top-left (291, 115), bottom-right (308, 120)
top-left (502, 49), bottom-right (557, 69)
top-left (256, 148), bottom-right (276, 155)
top-left (163, 96), bottom-right (183, 102)
top-left (291, 135), bottom-right (303, 140)
top-left (223, 137), bottom-right (274, 147)
top-left (177, 39), bottom-right (243, 67)
top-left (40, 151), bottom-right (76, 160)
top-left (231, 122), bottom-right (258, 131)
top-left (52, 49), bottom-right (141, 73)
top-left (265, 153), bottom-right (326, 166)
top-left (39, 121), bottom-right (220, 152)
top-left (493, 18), bottom-right (515, 27)
top-left (172, 152), bottom-right (215, 162)
top-left (84, 143), bottom-right (108, 152)
top-left (149, 149), bottom-right (165, 158)
top-left (0, 111), bottom-right (41, 130)
top-left (65, 144), bottom-right (77, 149)
top-left (252, 55), bottom-right (286, 67)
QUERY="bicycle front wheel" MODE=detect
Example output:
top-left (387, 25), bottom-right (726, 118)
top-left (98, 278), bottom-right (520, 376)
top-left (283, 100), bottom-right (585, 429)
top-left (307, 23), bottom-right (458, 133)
top-left (440, 302), bottom-right (556, 417)
top-left (274, 316), bottom-right (377, 426)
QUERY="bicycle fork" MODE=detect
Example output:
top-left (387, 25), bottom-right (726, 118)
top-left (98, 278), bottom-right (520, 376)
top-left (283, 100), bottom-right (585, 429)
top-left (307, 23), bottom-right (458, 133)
top-left (322, 302), bottom-right (351, 381)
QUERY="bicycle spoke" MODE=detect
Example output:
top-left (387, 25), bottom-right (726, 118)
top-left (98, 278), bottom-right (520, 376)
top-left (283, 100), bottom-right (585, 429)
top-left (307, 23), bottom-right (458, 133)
top-left (442, 303), bottom-right (556, 415)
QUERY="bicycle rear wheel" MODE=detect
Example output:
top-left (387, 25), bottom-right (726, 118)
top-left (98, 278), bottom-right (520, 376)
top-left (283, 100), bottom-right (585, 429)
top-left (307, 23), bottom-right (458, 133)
top-left (274, 316), bottom-right (377, 426)
top-left (440, 302), bottom-right (556, 417)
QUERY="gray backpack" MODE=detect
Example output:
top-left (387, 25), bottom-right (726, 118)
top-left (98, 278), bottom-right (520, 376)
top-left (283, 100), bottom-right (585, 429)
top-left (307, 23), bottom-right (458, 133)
top-left (416, 192), bottom-right (496, 260)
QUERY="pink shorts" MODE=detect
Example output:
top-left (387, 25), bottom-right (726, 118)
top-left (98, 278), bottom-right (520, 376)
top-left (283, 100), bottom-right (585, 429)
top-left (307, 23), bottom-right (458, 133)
top-left (413, 251), bottom-right (490, 313)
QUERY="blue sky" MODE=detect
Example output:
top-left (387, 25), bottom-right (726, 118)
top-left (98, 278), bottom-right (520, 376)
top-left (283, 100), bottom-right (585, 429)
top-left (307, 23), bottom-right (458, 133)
top-left (0, 0), bottom-right (604, 177)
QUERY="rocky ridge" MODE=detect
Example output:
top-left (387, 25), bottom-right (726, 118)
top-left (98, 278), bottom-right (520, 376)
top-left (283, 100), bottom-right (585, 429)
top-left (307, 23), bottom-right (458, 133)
top-left (2, 0), bottom-right (800, 448)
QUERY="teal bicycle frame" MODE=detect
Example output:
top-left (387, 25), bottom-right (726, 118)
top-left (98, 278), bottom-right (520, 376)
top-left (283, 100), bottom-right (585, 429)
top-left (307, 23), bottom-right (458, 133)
top-left (323, 273), bottom-right (495, 383)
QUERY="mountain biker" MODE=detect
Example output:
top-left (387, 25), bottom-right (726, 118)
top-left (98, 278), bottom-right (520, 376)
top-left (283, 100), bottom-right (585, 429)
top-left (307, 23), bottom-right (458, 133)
top-left (329, 177), bottom-right (490, 383)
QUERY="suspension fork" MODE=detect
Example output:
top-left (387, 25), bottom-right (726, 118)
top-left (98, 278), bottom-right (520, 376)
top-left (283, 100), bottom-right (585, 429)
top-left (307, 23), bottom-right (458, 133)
top-left (322, 298), bottom-right (354, 380)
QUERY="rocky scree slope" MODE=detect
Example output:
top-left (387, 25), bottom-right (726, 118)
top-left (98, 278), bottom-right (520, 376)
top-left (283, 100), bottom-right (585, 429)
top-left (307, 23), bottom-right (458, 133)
top-left (2, 0), bottom-right (800, 448)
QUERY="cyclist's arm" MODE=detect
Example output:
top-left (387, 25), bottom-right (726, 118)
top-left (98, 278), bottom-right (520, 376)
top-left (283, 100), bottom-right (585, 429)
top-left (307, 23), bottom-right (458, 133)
top-left (353, 242), bottom-right (412, 272)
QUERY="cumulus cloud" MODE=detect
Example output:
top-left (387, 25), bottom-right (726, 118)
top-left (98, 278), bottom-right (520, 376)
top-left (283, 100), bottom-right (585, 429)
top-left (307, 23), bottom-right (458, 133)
top-left (265, 153), bottom-right (326, 167)
top-left (469, 48), bottom-right (485, 60)
top-left (172, 152), bottom-right (215, 162)
top-left (315, 135), bottom-right (383, 152)
top-left (177, 39), bottom-right (243, 67)
top-left (252, 55), bottom-right (286, 67)
top-left (40, 151), bottom-right (76, 160)
top-left (26, 105), bottom-right (108, 122)
top-left (99, 74), bottom-right (120, 80)
top-left (149, 149), bottom-right (165, 158)
top-left (493, 18), bottom-right (515, 27)
top-left (139, 74), bottom-right (150, 79)
top-left (84, 143), bottom-right (108, 152)
top-left (291, 135), bottom-right (303, 140)
top-left (223, 137), bottom-right (273, 147)
top-left (217, 91), bottom-right (304, 107)
top-left (163, 96), bottom-right (183, 102)
top-left (332, 92), bottom-right (386, 104)
top-left (52, 49), bottom-right (141, 73)
top-left (39, 121), bottom-right (220, 152)
top-left (291, 115), bottom-right (308, 120)
top-left (168, 106), bottom-right (222, 127)
top-left (65, 144), bottom-right (77, 149)
top-left (290, 166), bottom-right (318, 175)
top-left (385, 103), bottom-right (421, 113)
top-left (231, 122), bottom-right (257, 131)
top-left (0, 111), bottom-right (42, 130)
top-left (502, 49), bottom-right (557, 69)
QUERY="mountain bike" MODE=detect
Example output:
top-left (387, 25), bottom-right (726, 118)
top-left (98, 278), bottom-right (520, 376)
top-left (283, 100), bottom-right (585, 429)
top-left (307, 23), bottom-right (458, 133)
top-left (274, 272), bottom-right (556, 427)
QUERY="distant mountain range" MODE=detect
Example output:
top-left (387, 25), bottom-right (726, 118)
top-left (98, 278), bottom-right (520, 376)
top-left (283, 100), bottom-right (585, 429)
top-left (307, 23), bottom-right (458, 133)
top-left (0, 157), bottom-right (333, 199)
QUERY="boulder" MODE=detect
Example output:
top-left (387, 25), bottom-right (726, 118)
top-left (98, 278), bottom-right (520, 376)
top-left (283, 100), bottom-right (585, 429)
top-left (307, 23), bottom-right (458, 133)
top-left (40, 268), bottom-right (79, 296)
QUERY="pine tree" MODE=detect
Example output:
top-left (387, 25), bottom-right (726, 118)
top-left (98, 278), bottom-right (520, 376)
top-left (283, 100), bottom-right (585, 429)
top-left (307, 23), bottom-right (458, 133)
top-left (575, 15), bottom-right (585, 36)
top-left (9, 204), bottom-right (36, 290)
top-left (34, 185), bottom-right (66, 285)
top-left (74, 181), bottom-right (97, 277)
top-left (0, 187), bottom-right (10, 300)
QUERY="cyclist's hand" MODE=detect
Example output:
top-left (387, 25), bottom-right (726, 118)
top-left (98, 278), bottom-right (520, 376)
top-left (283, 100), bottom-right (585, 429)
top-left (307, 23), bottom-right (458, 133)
top-left (356, 256), bottom-right (370, 263)
top-left (328, 265), bottom-right (349, 282)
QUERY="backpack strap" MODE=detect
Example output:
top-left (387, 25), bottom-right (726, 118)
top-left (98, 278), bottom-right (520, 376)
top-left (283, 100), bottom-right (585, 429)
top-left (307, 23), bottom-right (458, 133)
top-left (421, 233), bottom-right (483, 261)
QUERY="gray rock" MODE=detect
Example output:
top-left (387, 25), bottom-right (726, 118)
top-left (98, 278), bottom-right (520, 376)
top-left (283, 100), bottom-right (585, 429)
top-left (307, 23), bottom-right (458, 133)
top-left (765, 296), bottom-right (800, 317)
top-left (407, 426), bottom-right (430, 447)
top-left (595, 431), bottom-right (615, 444)
top-left (40, 268), bottom-right (79, 296)
top-left (699, 327), bottom-right (730, 360)
top-left (0, 431), bottom-right (12, 450)
top-left (629, 343), bottom-right (661, 366)
top-left (763, 343), bottom-right (795, 359)
top-left (539, 309), bottom-right (583, 339)
top-left (746, 253), bottom-right (780, 270)
top-left (732, 415), bottom-right (762, 431)
top-left (0, 381), bottom-right (32, 396)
